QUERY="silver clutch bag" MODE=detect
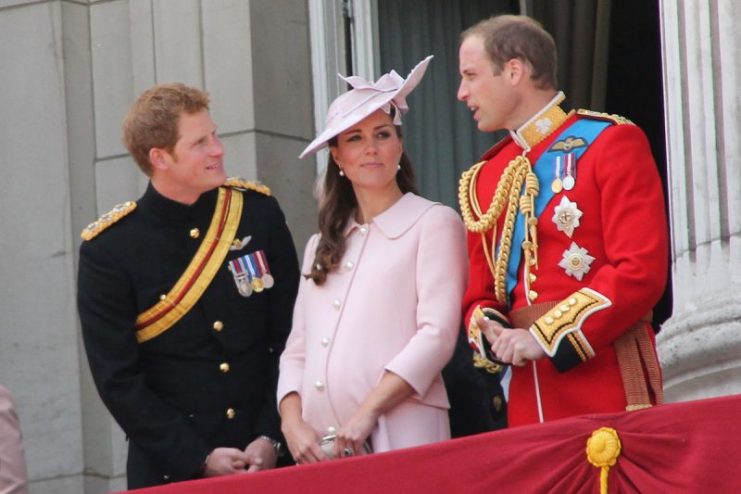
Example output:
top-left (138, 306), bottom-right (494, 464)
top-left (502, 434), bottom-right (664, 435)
top-left (318, 433), bottom-right (373, 459)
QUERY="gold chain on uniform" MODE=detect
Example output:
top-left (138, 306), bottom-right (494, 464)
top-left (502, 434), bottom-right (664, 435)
top-left (459, 94), bottom-right (571, 305)
top-left (459, 154), bottom-right (539, 304)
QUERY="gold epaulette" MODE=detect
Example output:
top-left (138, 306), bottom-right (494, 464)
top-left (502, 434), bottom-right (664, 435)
top-left (224, 177), bottom-right (271, 196)
top-left (80, 201), bottom-right (137, 241)
top-left (577, 109), bottom-right (634, 125)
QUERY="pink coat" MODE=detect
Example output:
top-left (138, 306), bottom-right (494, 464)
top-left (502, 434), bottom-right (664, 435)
top-left (278, 193), bottom-right (467, 452)
top-left (0, 386), bottom-right (28, 494)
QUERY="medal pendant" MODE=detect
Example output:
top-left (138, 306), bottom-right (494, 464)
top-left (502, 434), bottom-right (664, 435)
top-left (262, 273), bottom-right (275, 289)
top-left (551, 155), bottom-right (564, 193)
top-left (563, 153), bottom-right (576, 190)
top-left (251, 277), bottom-right (265, 292)
top-left (229, 259), bottom-right (253, 297)
top-left (238, 279), bottom-right (253, 297)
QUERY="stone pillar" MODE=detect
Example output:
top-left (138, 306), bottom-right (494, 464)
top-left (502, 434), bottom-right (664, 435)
top-left (0, 2), bottom-right (88, 493)
top-left (657, 0), bottom-right (741, 401)
top-left (249, 0), bottom-right (318, 248)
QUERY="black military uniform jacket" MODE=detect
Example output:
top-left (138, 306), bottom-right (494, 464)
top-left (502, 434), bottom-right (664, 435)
top-left (77, 182), bottom-right (299, 488)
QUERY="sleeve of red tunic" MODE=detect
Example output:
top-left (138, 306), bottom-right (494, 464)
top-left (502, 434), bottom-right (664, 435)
top-left (461, 208), bottom-right (511, 335)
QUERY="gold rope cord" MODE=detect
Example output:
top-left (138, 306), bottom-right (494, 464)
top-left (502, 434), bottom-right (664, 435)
top-left (459, 155), bottom-right (539, 304)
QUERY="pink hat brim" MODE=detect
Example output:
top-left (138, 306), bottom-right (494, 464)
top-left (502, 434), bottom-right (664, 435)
top-left (299, 55), bottom-right (433, 159)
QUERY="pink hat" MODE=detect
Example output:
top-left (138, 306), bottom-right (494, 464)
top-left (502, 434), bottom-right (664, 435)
top-left (299, 55), bottom-right (433, 158)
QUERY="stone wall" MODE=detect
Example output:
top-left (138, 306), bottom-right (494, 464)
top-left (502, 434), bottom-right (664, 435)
top-left (0, 1), bottom-right (315, 492)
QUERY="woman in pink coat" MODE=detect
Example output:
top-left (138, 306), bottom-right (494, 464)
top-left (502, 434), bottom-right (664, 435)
top-left (277, 56), bottom-right (467, 463)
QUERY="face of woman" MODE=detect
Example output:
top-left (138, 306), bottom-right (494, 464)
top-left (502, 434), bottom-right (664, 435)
top-left (330, 109), bottom-right (403, 194)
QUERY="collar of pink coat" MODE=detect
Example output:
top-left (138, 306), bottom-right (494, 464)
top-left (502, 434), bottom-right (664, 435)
top-left (343, 192), bottom-right (437, 239)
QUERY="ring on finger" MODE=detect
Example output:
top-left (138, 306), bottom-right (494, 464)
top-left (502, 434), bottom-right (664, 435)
top-left (342, 447), bottom-right (353, 457)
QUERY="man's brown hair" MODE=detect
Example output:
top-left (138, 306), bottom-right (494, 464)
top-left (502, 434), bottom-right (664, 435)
top-left (462, 14), bottom-right (557, 90)
top-left (122, 83), bottom-right (210, 176)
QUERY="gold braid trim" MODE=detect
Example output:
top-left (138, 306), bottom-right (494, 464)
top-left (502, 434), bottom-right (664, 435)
top-left (519, 169), bottom-right (540, 299)
top-left (576, 109), bottom-right (633, 126)
top-left (473, 353), bottom-right (502, 374)
top-left (530, 288), bottom-right (609, 357)
top-left (135, 188), bottom-right (243, 343)
top-left (459, 160), bottom-right (512, 233)
top-left (81, 201), bottom-right (137, 241)
top-left (458, 155), bottom-right (538, 303)
top-left (224, 177), bottom-right (271, 196)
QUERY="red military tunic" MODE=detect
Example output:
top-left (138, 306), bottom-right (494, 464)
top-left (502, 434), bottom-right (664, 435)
top-left (460, 93), bottom-right (668, 426)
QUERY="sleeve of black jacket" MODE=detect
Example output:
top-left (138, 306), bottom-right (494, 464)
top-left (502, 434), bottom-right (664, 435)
top-left (254, 196), bottom-right (300, 443)
top-left (77, 239), bottom-right (211, 481)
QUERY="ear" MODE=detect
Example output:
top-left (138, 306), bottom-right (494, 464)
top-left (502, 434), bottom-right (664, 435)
top-left (149, 147), bottom-right (171, 171)
top-left (506, 58), bottom-right (528, 86)
top-left (330, 147), bottom-right (341, 166)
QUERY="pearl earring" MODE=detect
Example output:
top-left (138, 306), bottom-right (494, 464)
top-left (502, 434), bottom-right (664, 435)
top-left (397, 164), bottom-right (401, 171)
top-left (339, 168), bottom-right (345, 177)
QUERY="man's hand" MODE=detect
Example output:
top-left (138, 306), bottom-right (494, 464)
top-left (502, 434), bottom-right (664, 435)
top-left (477, 316), bottom-right (546, 366)
top-left (202, 447), bottom-right (251, 477)
top-left (243, 436), bottom-right (279, 472)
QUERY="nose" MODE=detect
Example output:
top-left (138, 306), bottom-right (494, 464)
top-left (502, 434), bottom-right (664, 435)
top-left (210, 135), bottom-right (225, 156)
top-left (457, 80), bottom-right (468, 102)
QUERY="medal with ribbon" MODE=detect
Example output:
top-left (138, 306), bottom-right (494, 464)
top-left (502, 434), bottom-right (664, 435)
top-left (254, 250), bottom-right (275, 289)
top-left (562, 152), bottom-right (577, 190)
top-left (228, 250), bottom-right (274, 296)
top-left (228, 254), bottom-right (254, 297)
top-left (242, 253), bottom-right (264, 292)
top-left (551, 152), bottom-right (578, 192)
top-left (551, 156), bottom-right (564, 193)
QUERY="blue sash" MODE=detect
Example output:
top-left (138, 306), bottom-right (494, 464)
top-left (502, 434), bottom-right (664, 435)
top-left (504, 118), bottom-right (611, 299)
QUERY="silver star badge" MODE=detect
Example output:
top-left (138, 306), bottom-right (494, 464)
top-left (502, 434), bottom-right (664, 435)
top-left (558, 242), bottom-right (595, 281)
top-left (552, 196), bottom-right (583, 238)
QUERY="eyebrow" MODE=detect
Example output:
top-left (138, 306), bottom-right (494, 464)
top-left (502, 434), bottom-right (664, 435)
top-left (188, 128), bottom-right (217, 147)
top-left (345, 123), bottom-right (394, 135)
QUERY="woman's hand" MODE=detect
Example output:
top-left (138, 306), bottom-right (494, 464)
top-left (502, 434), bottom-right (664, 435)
top-left (279, 392), bottom-right (328, 464)
top-left (334, 409), bottom-right (377, 457)
top-left (335, 371), bottom-right (415, 457)
top-left (284, 419), bottom-right (327, 464)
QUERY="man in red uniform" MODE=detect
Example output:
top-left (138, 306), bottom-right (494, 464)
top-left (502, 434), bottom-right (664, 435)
top-left (457, 15), bottom-right (669, 426)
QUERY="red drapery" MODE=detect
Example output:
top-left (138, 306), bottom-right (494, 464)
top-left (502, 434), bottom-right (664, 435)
top-left (123, 394), bottom-right (741, 493)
